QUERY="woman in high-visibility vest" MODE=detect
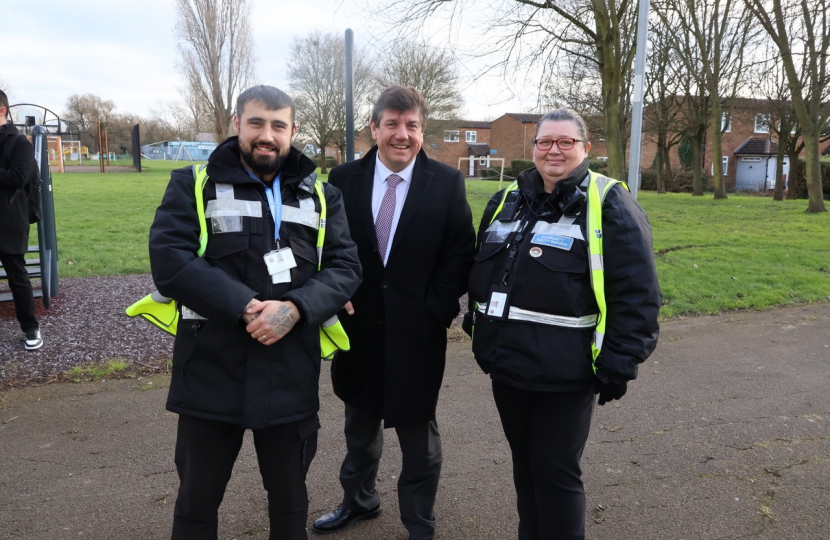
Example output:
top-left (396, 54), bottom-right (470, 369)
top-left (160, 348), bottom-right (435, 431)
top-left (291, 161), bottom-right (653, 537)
top-left (465, 108), bottom-right (661, 540)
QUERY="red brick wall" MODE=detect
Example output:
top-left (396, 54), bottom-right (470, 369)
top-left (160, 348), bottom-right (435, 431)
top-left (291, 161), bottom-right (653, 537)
top-left (490, 116), bottom-right (537, 167)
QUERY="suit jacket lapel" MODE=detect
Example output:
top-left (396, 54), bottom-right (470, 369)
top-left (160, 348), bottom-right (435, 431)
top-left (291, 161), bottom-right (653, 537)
top-left (388, 151), bottom-right (432, 262)
top-left (355, 149), bottom-right (379, 253)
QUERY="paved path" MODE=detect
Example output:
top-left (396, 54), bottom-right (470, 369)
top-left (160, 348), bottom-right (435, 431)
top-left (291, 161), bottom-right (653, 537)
top-left (1, 304), bottom-right (829, 539)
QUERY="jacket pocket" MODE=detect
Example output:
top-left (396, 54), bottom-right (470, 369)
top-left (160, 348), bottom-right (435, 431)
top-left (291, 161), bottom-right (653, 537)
top-left (288, 235), bottom-right (318, 286)
top-left (517, 246), bottom-right (597, 315)
top-left (203, 233), bottom-right (249, 282)
top-left (172, 320), bottom-right (203, 376)
top-left (203, 233), bottom-right (248, 259)
top-left (528, 246), bottom-right (588, 274)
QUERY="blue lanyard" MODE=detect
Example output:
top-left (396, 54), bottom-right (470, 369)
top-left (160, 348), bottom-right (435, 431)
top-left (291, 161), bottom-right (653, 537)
top-left (243, 166), bottom-right (282, 243)
top-left (264, 179), bottom-right (282, 243)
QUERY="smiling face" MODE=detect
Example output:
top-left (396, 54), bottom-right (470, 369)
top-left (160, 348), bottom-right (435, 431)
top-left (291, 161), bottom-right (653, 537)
top-left (233, 100), bottom-right (297, 181)
top-left (370, 108), bottom-right (424, 172)
top-left (533, 119), bottom-right (591, 191)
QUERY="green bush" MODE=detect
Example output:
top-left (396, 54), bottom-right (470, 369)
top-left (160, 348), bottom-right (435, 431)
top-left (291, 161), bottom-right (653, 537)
top-left (311, 156), bottom-right (338, 169)
top-left (639, 168), bottom-right (701, 193)
top-left (792, 159), bottom-right (830, 200)
top-left (588, 159), bottom-right (609, 174)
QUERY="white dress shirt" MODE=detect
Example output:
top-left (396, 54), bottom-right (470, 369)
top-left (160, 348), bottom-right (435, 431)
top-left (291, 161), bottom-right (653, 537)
top-left (372, 155), bottom-right (415, 266)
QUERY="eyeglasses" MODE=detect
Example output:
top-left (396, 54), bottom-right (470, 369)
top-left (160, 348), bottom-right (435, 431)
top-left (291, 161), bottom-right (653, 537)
top-left (534, 138), bottom-right (585, 151)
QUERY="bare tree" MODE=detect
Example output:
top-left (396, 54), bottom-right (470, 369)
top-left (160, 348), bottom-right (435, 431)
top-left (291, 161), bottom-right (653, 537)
top-left (381, 0), bottom-right (639, 181)
top-left (656, 0), bottom-right (757, 200)
top-left (643, 21), bottom-right (686, 194)
top-left (174, 0), bottom-right (256, 145)
top-left (288, 31), bottom-right (373, 173)
top-left (747, 40), bottom-right (801, 201)
top-left (744, 0), bottom-right (829, 212)
top-left (147, 100), bottom-right (198, 142)
top-left (64, 93), bottom-right (116, 133)
top-left (375, 40), bottom-right (464, 136)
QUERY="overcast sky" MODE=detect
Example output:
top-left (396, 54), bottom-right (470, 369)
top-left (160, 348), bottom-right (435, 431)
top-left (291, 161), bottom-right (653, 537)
top-left (2, 0), bottom-right (542, 126)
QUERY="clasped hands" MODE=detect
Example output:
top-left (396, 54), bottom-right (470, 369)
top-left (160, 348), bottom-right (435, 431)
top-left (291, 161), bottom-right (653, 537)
top-left (243, 299), bottom-right (300, 346)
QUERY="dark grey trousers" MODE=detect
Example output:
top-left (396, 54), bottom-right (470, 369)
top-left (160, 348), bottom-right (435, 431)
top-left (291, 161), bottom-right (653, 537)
top-left (338, 404), bottom-right (442, 540)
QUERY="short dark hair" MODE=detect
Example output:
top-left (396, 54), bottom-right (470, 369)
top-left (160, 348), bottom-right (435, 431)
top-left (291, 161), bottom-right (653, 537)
top-left (236, 85), bottom-right (296, 125)
top-left (536, 109), bottom-right (590, 148)
top-left (371, 86), bottom-right (428, 130)
top-left (0, 89), bottom-right (9, 112)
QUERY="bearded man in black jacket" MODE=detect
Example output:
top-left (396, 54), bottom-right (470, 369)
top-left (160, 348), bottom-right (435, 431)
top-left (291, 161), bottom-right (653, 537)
top-left (149, 85), bottom-right (362, 540)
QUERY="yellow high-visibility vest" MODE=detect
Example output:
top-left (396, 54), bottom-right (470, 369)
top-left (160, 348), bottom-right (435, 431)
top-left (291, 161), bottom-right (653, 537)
top-left (126, 165), bottom-right (350, 360)
top-left (486, 171), bottom-right (627, 372)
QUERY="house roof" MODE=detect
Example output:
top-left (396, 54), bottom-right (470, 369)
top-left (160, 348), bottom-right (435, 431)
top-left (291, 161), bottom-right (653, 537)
top-left (468, 143), bottom-right (491, 156)
top-left (505, 113), bottom-right (544, 123)
top-left (734, 137), bottom-right (779, 155)
top-left (457, 120), bottom-right (491, 129)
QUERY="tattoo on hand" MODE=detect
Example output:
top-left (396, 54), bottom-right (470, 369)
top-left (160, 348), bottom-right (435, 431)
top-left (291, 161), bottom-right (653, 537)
top-left (266, 305), bottom-right (296, 335)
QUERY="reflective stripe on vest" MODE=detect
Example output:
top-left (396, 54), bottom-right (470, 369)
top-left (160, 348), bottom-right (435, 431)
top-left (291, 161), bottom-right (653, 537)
top-left (186, 166), bottom-right (331, 320)
top-left (477, 304), bottom-right (598, 328)
top-left (486, 171), bottom-right (628, 371)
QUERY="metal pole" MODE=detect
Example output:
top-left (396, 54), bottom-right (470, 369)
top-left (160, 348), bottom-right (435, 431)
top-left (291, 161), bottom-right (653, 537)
top-left (627, 0), bottom-right (651, 199)
top-left (345, 29), bottom-right (355, 163)
top-left (97, 122), bottom-right (105, 173)
top-left (32, 126), bottom-right (59, 304)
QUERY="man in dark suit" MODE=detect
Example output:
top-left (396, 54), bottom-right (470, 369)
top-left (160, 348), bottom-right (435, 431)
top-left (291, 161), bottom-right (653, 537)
top-left (313, 86), bottom-right (475, 540)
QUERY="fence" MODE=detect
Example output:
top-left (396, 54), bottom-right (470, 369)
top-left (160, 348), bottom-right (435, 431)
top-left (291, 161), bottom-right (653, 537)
top-left (50, 121), bottom-right (142, 173)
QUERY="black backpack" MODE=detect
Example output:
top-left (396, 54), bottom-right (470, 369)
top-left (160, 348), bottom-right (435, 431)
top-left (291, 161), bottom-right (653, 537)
top-left (3, 133), bottom-right (42, 224)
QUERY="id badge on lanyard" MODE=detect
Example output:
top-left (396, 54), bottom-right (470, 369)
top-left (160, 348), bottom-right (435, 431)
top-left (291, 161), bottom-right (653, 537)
top-left (262, 177), bottom-right (297, 284)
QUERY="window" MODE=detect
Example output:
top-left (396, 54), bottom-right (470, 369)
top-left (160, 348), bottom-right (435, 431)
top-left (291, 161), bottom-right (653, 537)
top-left (479, 157), bottom-right (487, 165)
top-left (711, 156), bottom-right (729, 176)
top-left (597, 156), bottom-right (608, 161)
top-left (721, 113), bottom-right (732, 133)
top-left (741, 157), bottom-right (762, 162)
top-left (754, 114), bottom-right (770, 133)
top-left (465, 131), bottom-right (477, 143)
top-left (444, 130), bottom-right (460, 142)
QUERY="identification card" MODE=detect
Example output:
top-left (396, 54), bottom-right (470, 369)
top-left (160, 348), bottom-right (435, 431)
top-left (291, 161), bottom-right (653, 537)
top-left (271, 269), bottom-right (291, 284)
top-left (531, 233), bottom-right (574, 251)
top-left (264, 248), bottom-right (297, 275)
top-left (486, 285), bottom-right (511, 321)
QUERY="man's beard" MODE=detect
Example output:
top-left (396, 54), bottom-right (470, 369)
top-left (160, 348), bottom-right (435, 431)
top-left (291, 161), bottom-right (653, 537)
top-left (240, 141), bottom-right (288, 179)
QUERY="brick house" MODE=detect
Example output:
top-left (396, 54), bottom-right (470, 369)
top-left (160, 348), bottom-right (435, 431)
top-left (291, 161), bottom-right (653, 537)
top-left (350, 120), bottom-right (494, 177)
top-left (487, 113), bottom-right (609, 172)
top-left (641, 97), bottom-right (796, 191)
top-left (489, 113), bottom-right (541, 165)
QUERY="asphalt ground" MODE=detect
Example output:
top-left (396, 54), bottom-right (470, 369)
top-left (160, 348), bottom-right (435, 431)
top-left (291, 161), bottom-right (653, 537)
top-left (1, 303), bottom-right (829, 540)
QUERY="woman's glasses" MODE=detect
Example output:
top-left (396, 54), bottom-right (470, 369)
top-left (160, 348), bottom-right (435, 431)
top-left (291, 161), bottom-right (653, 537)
top-left (533, 138), bottom-right (585, 151)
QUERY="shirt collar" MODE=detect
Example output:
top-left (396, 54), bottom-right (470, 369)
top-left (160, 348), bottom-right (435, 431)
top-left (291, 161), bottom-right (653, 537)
top-left (375, 153), bottom-right (416, 185)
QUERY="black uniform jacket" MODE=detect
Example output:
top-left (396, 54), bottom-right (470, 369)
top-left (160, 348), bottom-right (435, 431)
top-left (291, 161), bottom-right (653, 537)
top-left (149, 138), bottom-right (362, 429)
top-left (329, 147), bottom-right (476, 427)
top-left (469, 162), bottom-right (661, 392)
top-left (0, 124), bottom-right (35, 255)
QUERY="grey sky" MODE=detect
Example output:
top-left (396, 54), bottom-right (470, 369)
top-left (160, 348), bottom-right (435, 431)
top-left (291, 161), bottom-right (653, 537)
top-left (2, 0), bottom-right (539, 124)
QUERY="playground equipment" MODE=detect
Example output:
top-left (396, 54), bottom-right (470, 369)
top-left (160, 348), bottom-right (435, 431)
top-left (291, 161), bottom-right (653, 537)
top-left (0, 125), bottom-right (60, 307)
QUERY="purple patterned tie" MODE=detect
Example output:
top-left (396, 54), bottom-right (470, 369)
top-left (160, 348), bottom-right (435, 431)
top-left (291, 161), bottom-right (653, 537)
top-left (375, 173), bottom-right (403, 260)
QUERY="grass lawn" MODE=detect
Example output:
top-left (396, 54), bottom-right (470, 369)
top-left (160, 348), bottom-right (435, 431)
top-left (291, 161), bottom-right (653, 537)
top-left (40, 164), bottom-right (829, 319)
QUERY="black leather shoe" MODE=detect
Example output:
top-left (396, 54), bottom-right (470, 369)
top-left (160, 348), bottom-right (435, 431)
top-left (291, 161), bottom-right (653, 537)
top-left (312, 503), bottom-right (381, 534)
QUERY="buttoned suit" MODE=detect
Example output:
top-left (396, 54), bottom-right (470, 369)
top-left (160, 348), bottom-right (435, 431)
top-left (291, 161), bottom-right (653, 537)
top-left (328, 147), bottom-right (475, 538)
